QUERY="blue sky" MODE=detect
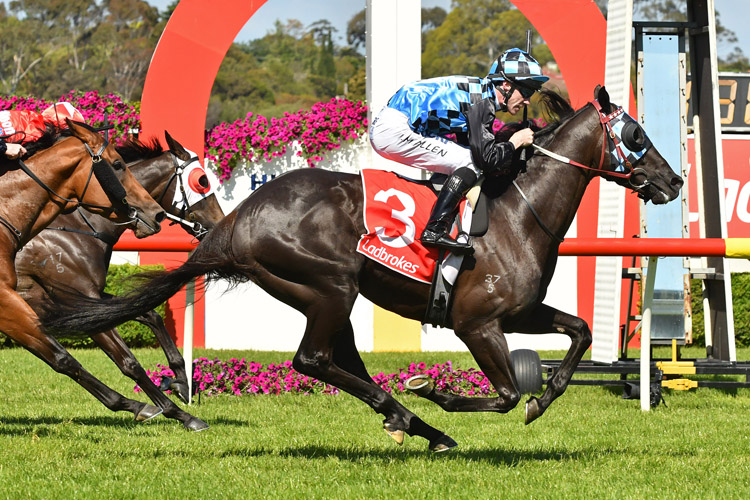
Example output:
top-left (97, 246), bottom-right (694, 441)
top-left (143, 0), bottom-right (748, 60)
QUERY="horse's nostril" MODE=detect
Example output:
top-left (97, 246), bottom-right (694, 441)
top-left (671, 177), bottom-right (684, 187)
top-left (155, 211), bottom-right (166, 223)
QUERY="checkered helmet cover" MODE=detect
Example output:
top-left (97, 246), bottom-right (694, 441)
top-left (487, 48), bottom-right (549, 89)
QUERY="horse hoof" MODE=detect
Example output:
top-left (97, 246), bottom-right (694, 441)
top-left (184, 417), bottom-right (209, 432)
top-left (383, 422), bottom-right (404, 445)
top-left (405, 374), bottom-right (435, 397)
top-left (135, 404), bottom-right (163, 422)
top-left (169, 381), bottom-right (191, 404)
top-left (525, 397), bottom-right (543, 425)
top-left (429, 434), bottom-right (458, 453)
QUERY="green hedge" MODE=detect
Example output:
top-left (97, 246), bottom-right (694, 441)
top-left (0, 263), bottom-right (167, 349)
top-left (691, 272), bottom-right (750, 347)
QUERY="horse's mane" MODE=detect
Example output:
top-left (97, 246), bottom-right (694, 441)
top-left (483, 90), bottom-right (578, 196)
top-left (115, 137), bottom-right (164, 163)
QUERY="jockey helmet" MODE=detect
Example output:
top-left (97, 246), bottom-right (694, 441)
top-left (487, 48), bottom-right (549, 94)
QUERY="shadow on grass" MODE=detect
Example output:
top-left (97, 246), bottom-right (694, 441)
top-left (219, 444), bottom-right (587, 465)
top-left (0, 415), bottom-right (141, 436)
top-left (0, 413), bottom-right (251, 437)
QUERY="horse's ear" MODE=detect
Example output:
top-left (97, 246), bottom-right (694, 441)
top-left (65, 118), bottom-right (87, 139)
top-left (164, 130), bottom-right (190, 161)
top-left (594, 84), bottom-right (602, 98)
top-left (596, 85), bottom-right (612, 112)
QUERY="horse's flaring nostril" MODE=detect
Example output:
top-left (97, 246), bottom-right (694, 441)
top-left (155, 211), bottom-right (166, 223)
top-left (671, 177), bottom-right (683, 187)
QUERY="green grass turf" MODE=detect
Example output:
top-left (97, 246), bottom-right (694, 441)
top-left (0, 347), bottom-right (748, 499)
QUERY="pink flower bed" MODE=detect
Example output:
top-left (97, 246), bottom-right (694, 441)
top-left (204, 98), bottom-right (368, 181)
top-left (3, 90), bottom-right (536, 185)
top-left (2, 91), bottom-right (368, 182)
top-left (137, 358), bottom-right (499, 397)
top-left (0, 90), bottom-right (140, 145)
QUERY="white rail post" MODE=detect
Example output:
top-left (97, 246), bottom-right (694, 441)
top-left (183, 279), bottom-right (195, 404)
top-left (640, 256), bottom-right (658, 411)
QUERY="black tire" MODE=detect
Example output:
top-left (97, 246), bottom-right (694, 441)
top-left (510, 349), bottom-right (543, 394)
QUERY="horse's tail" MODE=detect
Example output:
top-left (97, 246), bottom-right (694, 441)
top-left (42, 212), bottom-right (247, 336)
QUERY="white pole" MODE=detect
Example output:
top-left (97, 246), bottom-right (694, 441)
top-left (640, 256), bottom-right (658, 411)
top-left (183, 279), bottom-right (195, 404)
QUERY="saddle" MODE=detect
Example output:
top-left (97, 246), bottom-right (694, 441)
top-left (423, 173), bottom-right (488, 328)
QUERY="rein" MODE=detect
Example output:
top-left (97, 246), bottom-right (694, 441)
top-left (512, 180), bottom-right (564, 243)
top-left (18, 139), bottom-right (133, 215)
top-left (44, 208), bottom-right (119, 246)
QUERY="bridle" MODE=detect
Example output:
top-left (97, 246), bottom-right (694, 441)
top-left (513, 99), bottom-right (654, 243)
top-left (0, 135), bottom-right (137, 243)
top-left (156, 152), bottom-right (209, 240)
top-left (531, 99), bottom-right (652, 192)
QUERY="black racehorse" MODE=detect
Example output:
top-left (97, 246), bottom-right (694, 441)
top-left (16, 132), bottom-right (225, 430)
top-left (44, 87), bottom-right (683, 450)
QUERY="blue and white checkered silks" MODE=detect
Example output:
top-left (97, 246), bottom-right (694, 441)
top-left (387, 76), bottom-right (496, 135)
top-left (487, 48), bottom-right (548, 83)
top-left (605, 108), bottom-right (653, 173)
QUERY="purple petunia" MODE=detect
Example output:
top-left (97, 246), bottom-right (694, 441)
top-left (136, 358), bottom-right (500, 398)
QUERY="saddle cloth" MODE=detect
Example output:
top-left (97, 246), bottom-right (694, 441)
top-left (357, 168), bottom-right (472, 284)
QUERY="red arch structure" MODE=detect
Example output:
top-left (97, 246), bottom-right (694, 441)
top-left (140, 0), bottom-right (617, 154)
top-left (137, 0), bottom-right (633, 345)
top-left (140, 0), bottom-right (269, 152)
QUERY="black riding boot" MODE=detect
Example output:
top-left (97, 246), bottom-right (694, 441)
top-left (420, 169), bottom-right (475, 255)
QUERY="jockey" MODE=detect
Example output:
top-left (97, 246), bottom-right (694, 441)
top-left (0, 138), bottom-right (26, 160)
top-left (370, 48), bottom-right (549, 254)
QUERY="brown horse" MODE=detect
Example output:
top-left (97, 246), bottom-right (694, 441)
top-left (0, 120), bottom-right (182, 426)
top-left (43, 88), bottom-right (683, 449)
top-left (14, 132), bottom-right (225, 429)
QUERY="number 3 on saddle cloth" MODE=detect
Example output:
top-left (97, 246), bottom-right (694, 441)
top-left (357, 169), bottom-right (488, 327)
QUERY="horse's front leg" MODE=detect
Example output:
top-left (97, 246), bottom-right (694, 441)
top-left (101, 291), bottom-right (190, 402)
top-left (410, 320), bottom-right (522, 413)
top-left (91, 329), bottom-right (208, 431)
top-left (133, 308), bottom-right (190, 403)
top-left (0, 284), bottom-right (165, 424)
top-left (509, 303), bottom-right (591, 424)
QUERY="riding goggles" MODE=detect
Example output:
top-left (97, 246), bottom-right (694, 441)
top-left (515, 84), bottom-right (537, 99)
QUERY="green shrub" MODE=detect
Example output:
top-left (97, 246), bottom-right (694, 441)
top-left (0, 263), bottom-right (167, 349)
top-left (691, 272), bottom-right (750, 347)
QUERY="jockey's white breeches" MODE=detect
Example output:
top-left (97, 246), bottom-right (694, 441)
top-left (369, 107), bottom-right (480, 176)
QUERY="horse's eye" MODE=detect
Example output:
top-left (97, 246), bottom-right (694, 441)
top-left (113, 160), bottom-right (125, 170)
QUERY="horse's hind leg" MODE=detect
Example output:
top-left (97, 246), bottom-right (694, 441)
top-left (510, 303), bottom-right (591, 424)
top-left (293, 301), bottom-right (455, 452)
top-left (329, 322), bottom-right (455, 449)
top-left (90, 329), bottom-right (207, 431)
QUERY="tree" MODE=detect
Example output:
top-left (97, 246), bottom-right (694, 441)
top-left (0, 14), bottom-right (51, 94)
top-left (94, 0), bottom-right (161, 100)
top-left (422, 0), bottom-right (540, 78)
top-left (632, 0), bottom-right (748, 72)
